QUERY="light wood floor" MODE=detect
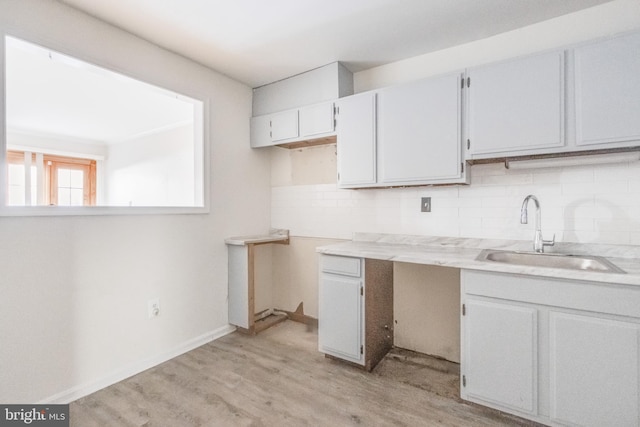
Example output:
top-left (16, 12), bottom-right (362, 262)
top-left (70, 321), bottom-right (540, 426)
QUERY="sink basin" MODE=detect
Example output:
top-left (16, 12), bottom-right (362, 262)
top-left (476, 249), bottom-right (625, 274)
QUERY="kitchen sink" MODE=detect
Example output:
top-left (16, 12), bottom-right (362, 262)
top-left (476, 249), bottom-right (626, 274)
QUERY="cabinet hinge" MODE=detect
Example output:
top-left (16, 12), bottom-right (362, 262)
top-left (461, 77), bottom-right (464, 89)
top-left (360, 345), bottom-right (363, 355)
top-left (462, 375), bottom-right (467, 387)
top-left (360, 286), bottom-right (363, 296)
top-left (466, 77), bottom-right (471, 88)
top-left (462, 303), bottom-right (466, 316)
top-left (461, 162), bottom-right (464, 173)
top-left (467, 139), bottom-right (470, 150)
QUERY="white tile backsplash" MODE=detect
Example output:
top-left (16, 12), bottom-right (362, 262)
top-left (271, 161), bottom-right (640, 244)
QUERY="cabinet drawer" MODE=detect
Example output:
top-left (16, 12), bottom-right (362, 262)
top-left (322, 255), bottom-right (361, 277)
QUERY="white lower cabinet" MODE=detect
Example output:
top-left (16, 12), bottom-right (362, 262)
top-left (319, 255), bottom-right (365, 365)
top-left (463, 298), bottom-right (537, 414)
top-left (549, 312), bottom-right (640, 427)
top-left (318, 255), bottom-right (393, 371)
top-left (462, 269), bottom-right (640, 427)
top-left (319, 272), bottom-right (363, 363)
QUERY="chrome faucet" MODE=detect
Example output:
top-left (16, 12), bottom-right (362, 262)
top-left (520, 195), bottom-right (555, 253)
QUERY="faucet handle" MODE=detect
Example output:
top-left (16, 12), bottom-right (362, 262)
top-left (543, 234), bottom-right (556, 248)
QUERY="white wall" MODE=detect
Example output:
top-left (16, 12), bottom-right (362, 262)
top-left (106, 124), bottom-right (195, 206)
top-left (0, 0), bottom-right (272, 403)
top-left (355, 0), bottom-right (640, 92)
top-left (273, 160), bottom-right (640, 245)
top-left (272, 0), bottom-right (640, 246)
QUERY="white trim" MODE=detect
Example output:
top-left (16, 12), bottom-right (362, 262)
top-left (7, 144), bottom-right (106, 161)
top-left (7, 126), bottom-right (106, 147)
top-left (39, 324), bottom-right (237, 404)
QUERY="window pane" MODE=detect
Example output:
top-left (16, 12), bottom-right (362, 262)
top-left (70, 189), bottom-right (83, 206)
top-left (8, 187), bottom-right (25, 206)
top-left (69, 169), bottom-right (83, 188)
top-left (8, 164), bottom-right (24, 186)
top-left (58, 169), bottom-right (71, 188)
top-left (7, 164), bottom-right (38, 206)
top-left (58, 188), bottom-right (71, 206)
top-left (57, 168), bottom-right (84, 206)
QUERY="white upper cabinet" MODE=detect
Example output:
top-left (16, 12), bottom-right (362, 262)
top-left (468, 51), bottom-right (565, 157)
top-left (299, 101), bottom-right (335, 138)
top-left (270, 109), bottom-right (299, 142)
top-left (249, 114), bottom-right (272, 148)
top-left (250, 101), bottom-right (336, 148)
top-left (574, 32), bottom-right (640, 146)
top-left (335, 92), bottom-right (377, 188)
top-left (378, 72), bottom-right (465, 185)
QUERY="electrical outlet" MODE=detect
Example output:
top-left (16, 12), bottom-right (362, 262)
top-left (421, 197), bottom-right (431, 212)
top-left (148, 298), bottom-right (160, 318)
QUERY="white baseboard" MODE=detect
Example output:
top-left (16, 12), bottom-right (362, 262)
top-left (40, 324), bottom-right (237, 404)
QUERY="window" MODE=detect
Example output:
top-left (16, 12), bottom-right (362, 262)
top-left (7, 151), bottom-right (97, 206)
top-left (7, 151), bottom-right (36, 206)
top-left (4, 36), bottom-right (205, 213)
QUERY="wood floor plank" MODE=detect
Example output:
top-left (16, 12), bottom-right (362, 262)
top-left (70, 321), bottom-right (541, 426)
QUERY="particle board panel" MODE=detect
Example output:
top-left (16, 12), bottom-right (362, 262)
top-left (364, 259), bottom-right (394, 371)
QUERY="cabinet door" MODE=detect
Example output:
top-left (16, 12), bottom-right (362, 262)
top-left (299, 102), bottom-right (334, 138)
top-left (463, 298), bottom-right (537, 414)
top-left (575, 32), bottom-right (640, 146)
top-left (270, 109), bottom-right (299, 142)
top-left (468, 51), bottom-right (565, 155)
top-left (250, 115), bottom-right (272, 148)
top-left (378, 73), bottom-right (463, 184)
top-left (336, 92), bottom-right (377, 188)
top-left (318, 274), bottom-right (363, 364)
top-left (549, 312), bottom-right (640, 427)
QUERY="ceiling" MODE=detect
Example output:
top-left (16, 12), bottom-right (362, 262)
top-left (59, 0), bottom-right (613, 88)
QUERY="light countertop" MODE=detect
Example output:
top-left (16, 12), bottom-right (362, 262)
top-left (316, 233), bottom-right (640, 286)
top-left (225, 229), bottom-right (289, 246)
